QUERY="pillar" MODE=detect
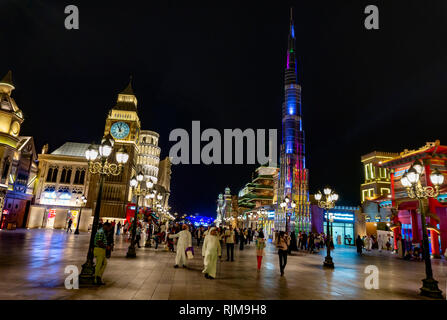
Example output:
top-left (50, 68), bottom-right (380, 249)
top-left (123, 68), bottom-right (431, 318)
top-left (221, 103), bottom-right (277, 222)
top-left (428, 198), bottom-right (441, 257)
top-left (437, 206), bottom-right (447, 254)
top-left (410, 209), bottom-right (420, 244)
top-left (392, 210), bottom-right (401, 250)
top-left (425, 164), bottom-right (441, 257)
top-left (393, 226), bottom-right (401, 250)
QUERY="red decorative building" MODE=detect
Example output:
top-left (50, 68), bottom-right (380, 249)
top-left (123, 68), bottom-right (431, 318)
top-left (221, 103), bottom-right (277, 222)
top-left (377, 141), bottom-right (447, 257)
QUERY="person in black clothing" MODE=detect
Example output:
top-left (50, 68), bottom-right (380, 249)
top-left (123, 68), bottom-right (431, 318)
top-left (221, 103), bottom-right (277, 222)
top-left (355, 235), bottom-right (364, 255)
top-left (67, 219), bottom-right (73, 233)
top-left (105, 224), bottom-right (115, 258)
top-left (301, 232), bottom-right (308, 250)
top-left (308, 233), bottom-right (315, 253)
top-left (289, 231), bottom-right (298, 252)
top-left (239, 230), bottom-right (245, 250)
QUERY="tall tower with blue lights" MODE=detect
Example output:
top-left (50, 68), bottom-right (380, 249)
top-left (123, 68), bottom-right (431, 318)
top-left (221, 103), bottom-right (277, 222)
top-left (277, 9), bottom-right (311, 233)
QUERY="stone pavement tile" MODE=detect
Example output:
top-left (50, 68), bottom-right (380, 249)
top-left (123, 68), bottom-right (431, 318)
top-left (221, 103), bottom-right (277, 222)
top-left (1, 229), bottom-right (447, 300)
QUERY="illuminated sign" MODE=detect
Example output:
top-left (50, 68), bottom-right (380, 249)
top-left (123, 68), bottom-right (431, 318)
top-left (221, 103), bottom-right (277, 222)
top-left (324, 212), bottom-right (354, 222)
top-left (48, 209), bottom-right (56, 219)
top-left (437, 194), bottom-right (447, 203)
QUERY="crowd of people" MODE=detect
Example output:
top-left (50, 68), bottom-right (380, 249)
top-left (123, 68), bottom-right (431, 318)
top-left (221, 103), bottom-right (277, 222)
top-left (86, 217), bottom-right (439, 285)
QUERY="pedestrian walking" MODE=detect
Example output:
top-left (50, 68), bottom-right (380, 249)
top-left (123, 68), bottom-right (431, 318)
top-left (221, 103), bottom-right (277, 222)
top-left (301, 232), bottom-right (307, 250)
top-left (67, 219), bottom-right (73, 233)
top-left (202, 227), bottom-right (222, 279)
top-left (308, 232), bottom-right (315, 253)
top-left (256, 230), bottom-right (266, 271)
top-left (93, 222), bottom-right (112, 285)
top-left (135, 224), bottom-right (142, 248)
top-left (248, 228), bottom-right (252, 245)
top-left (105, 223), bottom-right (115, 258)
top-left (289, 231), bottom-right (298, 252)
top-left (116, 221), bottom-right (122, 235)
top-left (356, 235), bottom-right (364, 255)
top-left (169, 224), bottom-right (192, 268)
top-left (239, 229), bottom-right (245, 250)
top-left (196, 227), bottom-right (203, 247)
top-left (276, 231), bottom-right (290, 276)
top-left (224, 225), bottom-right (235, 261)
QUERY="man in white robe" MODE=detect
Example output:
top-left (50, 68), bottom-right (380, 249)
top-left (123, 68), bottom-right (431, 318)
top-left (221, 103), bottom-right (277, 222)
top-left (169, 224), bottom-right (192, 268)
top-left (202, 227), bottom-right (221, 279)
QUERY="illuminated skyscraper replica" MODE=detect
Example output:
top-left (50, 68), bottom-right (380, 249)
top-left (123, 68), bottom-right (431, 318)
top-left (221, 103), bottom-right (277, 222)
top-left (276, 10), bottom-right (311, 233)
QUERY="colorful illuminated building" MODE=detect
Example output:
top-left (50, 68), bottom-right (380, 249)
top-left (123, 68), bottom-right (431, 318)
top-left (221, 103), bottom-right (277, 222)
top-left (0, 71), bottom-right (38, 230)
top-left (276, 9), bottom-right (311, 233)
top-left (361, 151), bottom-right (398, 203)
top-left (375, 141), bottom-right (447, 257)
top-left (238, 166), bottom-right (278, 210)
top-left (237, 166), bottom-right (279, 233)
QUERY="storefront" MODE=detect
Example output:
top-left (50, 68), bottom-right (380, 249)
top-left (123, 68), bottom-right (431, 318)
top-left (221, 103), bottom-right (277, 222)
top-left (324, 208), bottom-right (356, 246)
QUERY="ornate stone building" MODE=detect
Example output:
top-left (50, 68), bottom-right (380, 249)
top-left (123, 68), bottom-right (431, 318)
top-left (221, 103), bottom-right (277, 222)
top-left (28, 143), bottom-right (92, 230)
top-left (87, 80), bottom-right (141, 218)
top-left (0, 71), bottom-right (38, 230)
top-left (156, 156), bottom-right (172, 210)
top-left (137, 130), bottom-right (160, 183)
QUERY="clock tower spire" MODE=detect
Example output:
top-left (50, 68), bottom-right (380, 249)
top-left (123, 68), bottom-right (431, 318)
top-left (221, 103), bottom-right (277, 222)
top-left (91, 78), bottom-right (142, 219)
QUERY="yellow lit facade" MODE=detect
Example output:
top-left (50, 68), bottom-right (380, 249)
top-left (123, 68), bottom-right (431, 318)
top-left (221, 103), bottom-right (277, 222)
top-left (360, 151), bottom-right (398, 203)
top-left (0, 71), bottom-right (38, 229)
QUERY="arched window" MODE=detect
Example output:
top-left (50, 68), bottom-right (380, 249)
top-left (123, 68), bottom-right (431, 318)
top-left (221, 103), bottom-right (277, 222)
top-left (46, 166), bottom-right (58, 182)
top-left (2, 158), bottom-right (10, 180)
top-left (60, 167), bottom-right (72, 184)
top-left (73, 168), bottom-right (86, 185)
top-left (79, 169), bottom-right (85, 184)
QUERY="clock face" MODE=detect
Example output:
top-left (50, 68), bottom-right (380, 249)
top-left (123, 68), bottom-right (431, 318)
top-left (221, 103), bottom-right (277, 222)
top-left (110, 122), bottom-right (130, 139)
top-left (10, 121), bottom-right (20, 136)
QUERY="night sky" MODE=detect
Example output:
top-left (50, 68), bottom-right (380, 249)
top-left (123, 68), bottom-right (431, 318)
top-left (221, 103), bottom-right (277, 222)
top-left (2, 1), bottom-right (447, 216)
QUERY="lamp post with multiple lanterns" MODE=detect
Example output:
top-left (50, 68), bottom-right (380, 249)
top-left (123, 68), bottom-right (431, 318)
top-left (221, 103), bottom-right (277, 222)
top-left (279, 196), bottom-right (296, 233)
top-left (74, 194), bottom-right (87, 235)
top-left (79, 135), bottom-right (129, 284)
top-left (400, 159), bottom-right (444, 299)
top-left (127, 172), bottom-right (153, 258)
top-left (314, 186), bottom-right (339, 268)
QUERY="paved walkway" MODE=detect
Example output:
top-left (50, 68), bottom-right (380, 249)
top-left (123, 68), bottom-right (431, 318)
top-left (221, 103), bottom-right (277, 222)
top-left (0, 229), bottom-right (446, 299)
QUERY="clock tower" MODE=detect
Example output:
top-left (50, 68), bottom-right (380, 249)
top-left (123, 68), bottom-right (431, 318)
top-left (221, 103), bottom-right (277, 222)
top-left (104, 79), bottom-right (141, 144)
top-left (88, 79), bottom-right (141, 219)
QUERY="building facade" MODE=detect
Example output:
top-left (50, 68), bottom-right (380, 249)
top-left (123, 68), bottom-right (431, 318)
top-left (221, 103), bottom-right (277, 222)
top-left (0, 71), bottom-right (38, 230)
top-left (88, 80), bottom-right (141, 219)
top-left (137, 130), bottom-right (160, 183)
top-left (311, 205), bottom-right (362, 246)
top-left (27, 143), bottom-right (93, 230)
top-left (360, 151), bottom-right (398, 203)
top-left (276, 10), bottom-right (311, 233)
top-left (376, 141), bottom-right (447, 257)
top-left (155, 156), bottom-right (172, 210)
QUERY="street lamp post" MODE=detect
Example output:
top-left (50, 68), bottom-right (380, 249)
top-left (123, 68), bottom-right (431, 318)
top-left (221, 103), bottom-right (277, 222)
top-left (280, 197), bottom-right (289, 232)
top-left (291, 201), bottom-right (296, 233)
top-left (400, 160), bottom-right (444, 299)
top-left (127, 173), bottom-right (153, 258)
top-left (314, 187), bottom-right (339, 268)
top-left (79, 135), bottom-right (129, 284)
top-left (74, 194), bottom-right (87, 235)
